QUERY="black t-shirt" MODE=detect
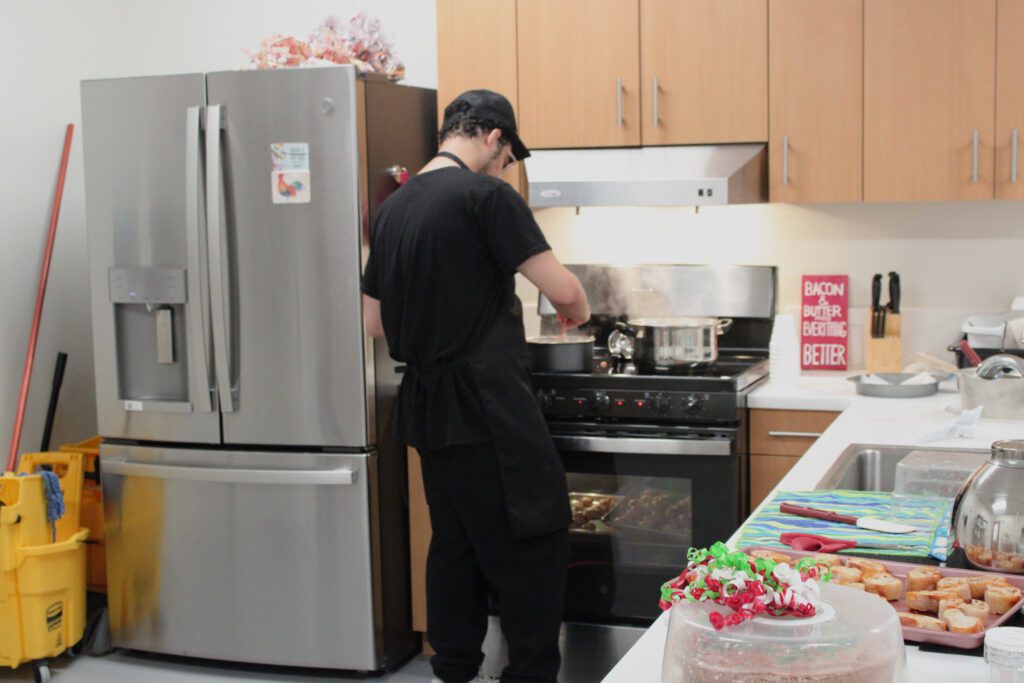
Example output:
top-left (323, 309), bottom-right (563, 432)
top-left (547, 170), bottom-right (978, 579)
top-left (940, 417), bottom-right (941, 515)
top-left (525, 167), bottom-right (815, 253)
top-left (361, 166), bottom-right (551, 447)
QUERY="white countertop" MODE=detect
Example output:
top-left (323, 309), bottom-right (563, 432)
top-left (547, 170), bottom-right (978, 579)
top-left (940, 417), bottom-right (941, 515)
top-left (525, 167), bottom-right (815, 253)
top-left (747, 370), bottom-right (859, 411)
top-left (603, 375), bottom-right (1024, 683)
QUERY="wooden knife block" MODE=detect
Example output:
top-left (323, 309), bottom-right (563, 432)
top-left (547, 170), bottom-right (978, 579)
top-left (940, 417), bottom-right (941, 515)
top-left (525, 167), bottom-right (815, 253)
top-left (866, 312), bottom-right (902, 372)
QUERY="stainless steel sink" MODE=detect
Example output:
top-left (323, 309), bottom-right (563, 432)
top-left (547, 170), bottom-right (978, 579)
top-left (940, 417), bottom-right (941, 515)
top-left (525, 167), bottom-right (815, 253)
top-left (815, 443), bottom-right (987, 492)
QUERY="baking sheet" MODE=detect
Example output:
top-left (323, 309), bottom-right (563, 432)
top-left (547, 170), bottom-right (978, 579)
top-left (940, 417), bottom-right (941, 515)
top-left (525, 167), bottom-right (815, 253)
top-left (603, 486), bottom-right (692, 540)
top-left (742, 545), bottom-right (1024, 650)
top-left (568, 492), bottom-right (623, 534)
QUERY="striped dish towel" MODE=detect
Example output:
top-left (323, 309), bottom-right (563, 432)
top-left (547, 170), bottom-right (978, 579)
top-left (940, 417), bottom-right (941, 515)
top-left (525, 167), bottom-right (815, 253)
top-left (736, 490), bottom-right (952, 560)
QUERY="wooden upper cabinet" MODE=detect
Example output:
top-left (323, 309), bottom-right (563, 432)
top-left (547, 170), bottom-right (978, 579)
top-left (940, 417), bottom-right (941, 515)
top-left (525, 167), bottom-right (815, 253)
top-left (640, 0), bottom-right (767, 145)
top-left (436, 0), bottom-right (524, 192)
top-left (769, 0), bottom-right (862, 203)
top-left (997, 0), bottom-right (1024, 199)
top-left (864, 0), bottom-right (996, 202)
top-left (517, 0), bottom-right (641, 148)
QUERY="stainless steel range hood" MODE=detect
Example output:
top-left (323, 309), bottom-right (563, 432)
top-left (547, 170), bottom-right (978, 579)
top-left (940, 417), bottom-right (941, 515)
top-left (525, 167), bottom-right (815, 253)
top-left (524, 144), bottom-right (767, 208)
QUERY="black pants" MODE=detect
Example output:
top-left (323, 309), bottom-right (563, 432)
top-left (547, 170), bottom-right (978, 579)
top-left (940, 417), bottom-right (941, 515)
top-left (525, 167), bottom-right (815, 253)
top-left (419, 442), bottom-right (569, 683)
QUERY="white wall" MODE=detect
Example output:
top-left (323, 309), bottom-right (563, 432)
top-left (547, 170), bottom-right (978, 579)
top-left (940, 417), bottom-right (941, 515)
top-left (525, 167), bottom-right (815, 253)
top-left (0, 1), bottom-right (437, 458)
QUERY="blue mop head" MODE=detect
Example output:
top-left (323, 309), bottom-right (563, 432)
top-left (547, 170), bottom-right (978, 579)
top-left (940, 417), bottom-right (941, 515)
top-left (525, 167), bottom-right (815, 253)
top-left (38, 470), bottom-right (65, 541)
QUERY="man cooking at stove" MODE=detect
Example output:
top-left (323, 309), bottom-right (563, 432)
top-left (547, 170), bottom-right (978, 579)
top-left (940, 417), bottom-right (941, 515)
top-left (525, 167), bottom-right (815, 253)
top-left (361, 89), bottom-right (590, 683)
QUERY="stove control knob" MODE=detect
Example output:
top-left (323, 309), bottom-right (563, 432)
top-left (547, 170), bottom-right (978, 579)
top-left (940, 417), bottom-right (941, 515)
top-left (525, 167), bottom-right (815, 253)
top-left (647, 393), bottom-right (665, 414)
top-left (536, 390), bottom-right (553, 410)
top-left (683, 394), bottom-right (701, 412)
top-left (593, 392), bottom-right (611, 413)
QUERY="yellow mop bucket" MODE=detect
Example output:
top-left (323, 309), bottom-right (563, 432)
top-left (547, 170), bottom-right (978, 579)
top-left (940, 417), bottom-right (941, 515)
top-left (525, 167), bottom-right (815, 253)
top-left (59, 437), bottom-right (105, 592)
top-left (1, 453), bottom-right (88, 680)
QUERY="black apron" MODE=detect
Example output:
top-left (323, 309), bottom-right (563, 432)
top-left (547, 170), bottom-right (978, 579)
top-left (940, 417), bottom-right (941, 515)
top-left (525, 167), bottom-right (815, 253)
top-left (396, 226), bottom-right (571, 537)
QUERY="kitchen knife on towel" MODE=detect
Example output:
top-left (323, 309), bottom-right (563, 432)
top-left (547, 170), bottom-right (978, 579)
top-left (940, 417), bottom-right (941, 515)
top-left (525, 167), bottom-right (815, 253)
top-left (779, 502), bottom-right (918, 534)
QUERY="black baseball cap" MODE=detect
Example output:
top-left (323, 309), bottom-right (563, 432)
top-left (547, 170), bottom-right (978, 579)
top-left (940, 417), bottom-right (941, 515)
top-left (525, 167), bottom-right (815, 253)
top-left (445, 89), bottom-right (530, 161)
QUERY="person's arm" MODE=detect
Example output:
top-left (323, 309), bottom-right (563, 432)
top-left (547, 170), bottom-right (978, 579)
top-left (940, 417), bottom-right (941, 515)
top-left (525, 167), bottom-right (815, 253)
top-left (518, 251), bottom-right (590, 329)
top-left (363, 294), bottom-right (385, 338)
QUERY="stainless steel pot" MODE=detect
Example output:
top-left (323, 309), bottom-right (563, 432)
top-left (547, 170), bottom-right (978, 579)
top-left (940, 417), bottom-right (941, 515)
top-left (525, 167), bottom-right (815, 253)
top-left (607, 317), bottom-right (733, 370)
top-left (527, 335), bottom-right (595, 373)
top-left (951, 440), bottom-right (1024, 573)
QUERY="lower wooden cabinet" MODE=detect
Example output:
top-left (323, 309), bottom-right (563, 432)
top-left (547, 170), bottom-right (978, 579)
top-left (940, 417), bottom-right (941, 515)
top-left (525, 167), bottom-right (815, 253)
top-left (408, 449), bottom-right (430, 635)
top-left (750, 454), bottom-right (802, 510)
top-left (749, 408), bottom-right (840, 510)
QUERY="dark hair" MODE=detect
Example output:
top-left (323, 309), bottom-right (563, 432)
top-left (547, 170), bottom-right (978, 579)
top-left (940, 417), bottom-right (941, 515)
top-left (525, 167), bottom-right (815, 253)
top-left (439, 99), bottom-right (512, 147)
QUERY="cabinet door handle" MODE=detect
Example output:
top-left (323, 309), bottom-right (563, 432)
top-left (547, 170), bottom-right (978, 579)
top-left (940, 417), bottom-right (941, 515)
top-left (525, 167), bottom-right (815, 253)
top-left (652, 77), bottom-right (659, 128)
top-left (782, 135), bottom-right (790, 187)
top-left (767, 431), bottom-right (822, 439)
top-left (616, 78), bottom-right (623, 128)
top-left (972, 129), bottom-right (980, 183)
top-left (1013, 128), bottom-right (1019, 183)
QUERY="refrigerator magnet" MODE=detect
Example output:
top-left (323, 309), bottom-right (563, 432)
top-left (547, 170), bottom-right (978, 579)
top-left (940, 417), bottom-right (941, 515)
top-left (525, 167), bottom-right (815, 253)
top-left (273, 170), bottom-right (311, 204)
top-left (271, 142), bottom-right (309, 172)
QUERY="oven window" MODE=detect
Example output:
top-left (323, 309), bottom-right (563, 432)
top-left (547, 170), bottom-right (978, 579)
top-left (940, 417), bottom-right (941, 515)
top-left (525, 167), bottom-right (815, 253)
top-left (568, 472), bottom-right (693, 567)
top-left (564, 472), bottom-right (695, 623)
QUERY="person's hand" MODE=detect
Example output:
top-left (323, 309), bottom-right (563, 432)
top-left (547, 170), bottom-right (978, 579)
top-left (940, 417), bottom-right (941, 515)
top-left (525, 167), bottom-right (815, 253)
top-left (557, 313), bottom-right (587, 332)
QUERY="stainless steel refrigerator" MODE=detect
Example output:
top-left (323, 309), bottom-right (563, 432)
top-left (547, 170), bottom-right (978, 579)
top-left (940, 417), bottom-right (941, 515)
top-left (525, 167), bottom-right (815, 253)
top-left (80, 66), bottom-right (435, 671)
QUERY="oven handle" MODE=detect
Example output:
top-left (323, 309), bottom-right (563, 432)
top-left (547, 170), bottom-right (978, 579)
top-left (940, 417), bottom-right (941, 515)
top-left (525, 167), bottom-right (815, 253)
top-left (550, 435), bottom-right (731, 456)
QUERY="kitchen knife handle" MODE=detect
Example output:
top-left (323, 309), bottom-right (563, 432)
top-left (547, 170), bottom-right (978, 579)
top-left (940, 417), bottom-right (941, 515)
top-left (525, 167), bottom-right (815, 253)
top-left (871, 273), bottom-right (882, 338)
top-left (652, 77), bottom-right (659, 128)
top-left (779, 502), bottom-right (859, 525)
top-left (888, 271), bottom-right (900, 314)
top-left (782, 135), bottom-right (789, 187)
top-left (1013, 128), bottom-right (1019, 183)
top-left (972, 129), bottom-right (980, 183)
top-left (206, 104), bottom-right (235, 413)
top-left (185, 106), bottom-right (214, 413)
top-left (616, 78), bottom-right (623, 128)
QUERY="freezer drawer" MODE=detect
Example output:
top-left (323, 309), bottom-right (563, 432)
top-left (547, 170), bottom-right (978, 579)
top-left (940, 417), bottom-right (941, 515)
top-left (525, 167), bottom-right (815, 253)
top-left (101, 444), bottom-right (380, 670)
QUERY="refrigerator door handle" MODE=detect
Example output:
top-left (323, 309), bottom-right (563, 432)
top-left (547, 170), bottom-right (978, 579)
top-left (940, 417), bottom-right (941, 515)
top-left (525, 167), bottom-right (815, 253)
top-left (205, 104), bottom-right (236, 413)
top-left (103, 459), bottom-right (356, 486)
top-left (185, 106), bottom-right (214, 413)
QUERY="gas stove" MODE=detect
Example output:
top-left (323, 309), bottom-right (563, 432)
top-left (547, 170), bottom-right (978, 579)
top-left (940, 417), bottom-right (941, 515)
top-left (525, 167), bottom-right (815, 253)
top-left (530, 264), bottom-right (777, 427)
top-left (532, 352), bottom-right (769, 424)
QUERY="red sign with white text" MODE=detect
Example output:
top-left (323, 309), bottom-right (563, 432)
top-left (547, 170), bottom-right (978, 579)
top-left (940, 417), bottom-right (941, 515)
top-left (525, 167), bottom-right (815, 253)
top-left (801, 275), bottom-right (848, 370)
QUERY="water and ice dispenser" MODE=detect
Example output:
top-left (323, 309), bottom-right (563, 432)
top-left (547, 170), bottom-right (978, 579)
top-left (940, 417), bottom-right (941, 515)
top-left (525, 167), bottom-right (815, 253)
top-left (108, 267), bottom-right (190, 404)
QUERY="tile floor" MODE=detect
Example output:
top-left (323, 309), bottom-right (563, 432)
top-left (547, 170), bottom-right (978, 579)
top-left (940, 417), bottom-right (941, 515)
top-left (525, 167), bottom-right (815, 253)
top-left (0, 619), bottom-right (644, 683)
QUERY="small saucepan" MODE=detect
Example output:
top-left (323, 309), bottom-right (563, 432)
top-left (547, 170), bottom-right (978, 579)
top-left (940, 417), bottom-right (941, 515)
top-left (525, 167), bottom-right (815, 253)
top-left (527, 335), bottom-right (595, 373)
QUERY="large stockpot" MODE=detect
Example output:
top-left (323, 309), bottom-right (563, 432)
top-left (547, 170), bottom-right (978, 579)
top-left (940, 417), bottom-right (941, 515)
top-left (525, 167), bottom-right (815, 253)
top-left (527, 335), bottom-right (595, 373)
top-left (608, 317), bottom-right (733, 370)
top-left (951, 440), bottom-right (1024, 573)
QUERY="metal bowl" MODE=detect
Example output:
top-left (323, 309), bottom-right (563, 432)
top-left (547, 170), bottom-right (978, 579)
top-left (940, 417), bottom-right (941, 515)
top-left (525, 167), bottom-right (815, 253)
top-left (847, 373), bottom-right (950, 398)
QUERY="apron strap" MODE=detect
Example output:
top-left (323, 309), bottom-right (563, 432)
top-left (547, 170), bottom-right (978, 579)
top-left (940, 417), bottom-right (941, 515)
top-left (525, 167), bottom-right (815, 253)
top-left (436, 151), bottom-right (470, 171)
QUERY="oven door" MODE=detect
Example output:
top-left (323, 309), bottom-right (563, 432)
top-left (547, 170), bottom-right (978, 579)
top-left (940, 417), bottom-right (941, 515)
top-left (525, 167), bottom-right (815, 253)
top-left (551, 427), bottom-right (742, 624)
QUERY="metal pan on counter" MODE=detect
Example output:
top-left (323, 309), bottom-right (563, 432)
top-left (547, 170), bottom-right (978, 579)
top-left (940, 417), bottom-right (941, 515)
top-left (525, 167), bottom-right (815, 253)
top-left (847, 372), bottom-right (952, 398)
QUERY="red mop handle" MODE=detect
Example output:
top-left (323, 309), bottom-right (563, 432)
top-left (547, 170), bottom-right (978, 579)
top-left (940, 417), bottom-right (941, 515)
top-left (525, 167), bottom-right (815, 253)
top-left (7, 124), bottom-right (74, 472)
